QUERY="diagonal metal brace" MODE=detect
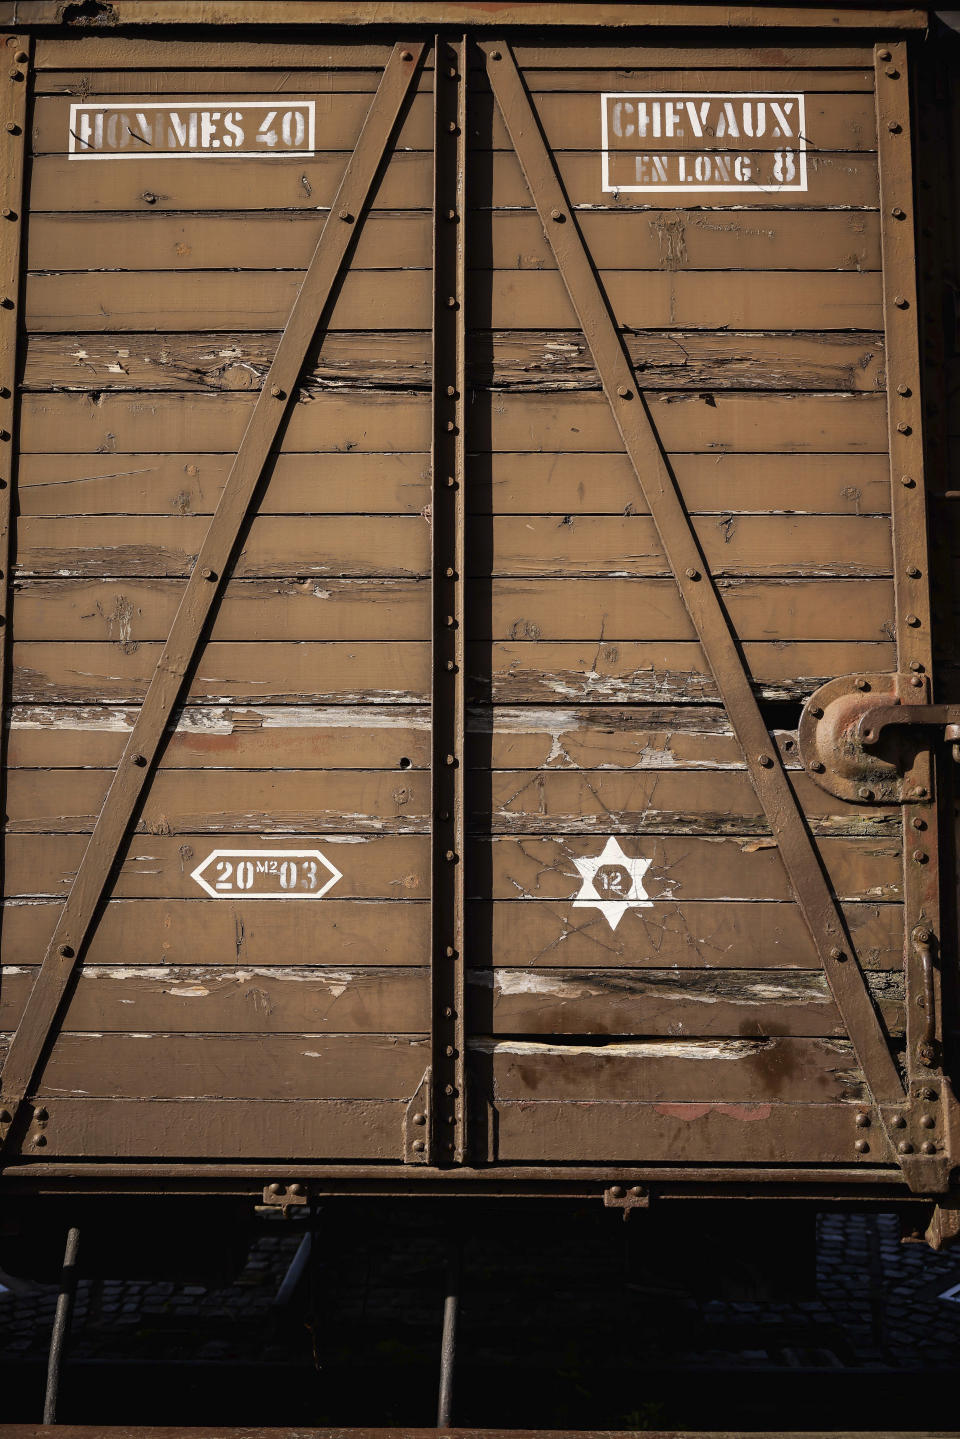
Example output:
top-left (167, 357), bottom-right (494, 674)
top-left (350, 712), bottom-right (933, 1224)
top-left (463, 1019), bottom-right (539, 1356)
top-left (482, 42), bottom-right (907, 1134)
top-left (0, 42), bottom-right (426, 1150)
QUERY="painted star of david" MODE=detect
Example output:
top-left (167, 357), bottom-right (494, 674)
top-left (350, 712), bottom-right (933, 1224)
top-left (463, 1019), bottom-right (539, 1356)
top-left (572, 836), bottom-right (653, 931)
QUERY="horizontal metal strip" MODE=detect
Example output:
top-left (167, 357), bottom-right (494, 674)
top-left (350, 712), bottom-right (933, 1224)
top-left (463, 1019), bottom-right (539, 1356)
top-left (16, 391), bottom-right (891, 454)
top-left (24, 268), bottom-right (884, 333)
top-left (22, 329), bottom-right (888, 395)
top-left (27, 150), bottom-right (878, 213)
top-left (1, 896), bottom-right (901, 971)
top-left (11, 639), bottom-right (895, 706)
top-left (4, 832), bottom-right (901, 902)
top-left (493, 1098), bottom-right (892, 1165)
top-left (26, 209), bottom-right (883, 272)
top-left (14, 514), bottom-right (893, 580)
top-left (15, 451), bottom-right (891, 518)
top-left (10, 576), bottom-right (894, 643)
top-left (32, 92), bottom-right (878, 156)
top-left (0, 967), bottom-right (430, 1035)
top-left (4, 766), bottom-right (895, 837)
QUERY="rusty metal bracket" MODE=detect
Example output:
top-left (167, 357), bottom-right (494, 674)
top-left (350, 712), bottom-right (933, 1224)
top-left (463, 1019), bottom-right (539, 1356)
top-left (404, 1069), bottom-right (432, 1164)
top-left (603, 1184), bottom-right (650, 1222)
top-left (0, 41), bottom-right (427, 1151)
top-left (799, 673), bottom-right (936, 804)
top-left (262, 1181), bottom-right (308, 1212)
top-left (483, 41), bottom-right (912, 1165)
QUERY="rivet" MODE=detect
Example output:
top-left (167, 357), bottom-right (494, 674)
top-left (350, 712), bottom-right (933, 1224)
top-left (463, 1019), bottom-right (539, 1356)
top-left (4, 122), bottom-right (16, 133)
top-left (446, 476), bottom-right (457, 488)
top-left (9, 69), bottom-right (21, 80)
top-left (886, 67), bottom-right (900, 78)
top-left (910, 675), bottom-right (924, 688)
top-left (447, 296), bottom-right (457, 308)
top-left (445, 946), bottom-right (458, 958)
top-left (0, 1110), bottom-right (10, 1124)
top-left (894, 294), bottom-right (908, 307)
top-left (448, 121), bottom-right (458, 133)
top-left (900, 475), bottom-right (915, 487)
top-left (33, 1133), bottom-right (46, 1146)
top-left (270, 384), bottom-right (284, 398)
top-left (906, 564), bottom-right (921, 577)
top-left (0, 297), bottom-right (12, 309)
top-left (617, 384), bottom-right (632, 399)
top-left (413, 1138), bottom-right (426, 1152)
top-left (445, 1085), bottom-right (456, 1096)
top-left (829, 946), bottom-right (846, 963)
top-left (878, 47), bottom-right (892, 59)
top-left (58, 944), bottom-right (74, 959)
top-left (855, 678), bottom-right (870, 691)
top-left (898, 1140), bottom-right (914, 1154)
top-left (858, 786), bottom-right (874, 801)
top-left (921, 1087), bottom-right (938, 1101)
top-left (810, 761), bottom-right (825, 774)
top-left (202, 567), bottom-right (216, 581)
top-left (34, 1107), bottom-right (48, 1122)
top-left (892, 207), bottom-right (906, 219)
top-left (610, 1185), bottom-right (625, 1198)
top-left (445, 614), bottom-right (456, 626)
top-left (912, 785), bottom-right (927, 799)
top-left (0, 429), bottom-right (9, 441)
top-left (757, 754), bottom-right (773, 768)
top-left (446, 385), bottom-right (457, 397)
top-left (446, 209), bottom-right (457, 221)
top-left (855, 1113), bottom-right (870, 1127)
top-left (891, 1115), bottom-right (906, 1128)
top-left (550, 207), bottom-right (564, 221)
top-left (445, 754), bottom-right (457, 767)
top-left (446, 420), bottom-right (456, 432)
top-left (445, 850), bottom-right (459, 863)
top-left (444, 1006), bottom-right (454, 1019)
top-left (412, 1112), bottom-right (426, 1125)
top-left (854, 1138), bottom-right (870, 1154)
top-left (897, 384), bottom-right (911, 396)
top-left (913, 849), bottom-right (928, 863)
top-left (445, 1045), bottom-right (456, 1058)
top-left (685, 567), bottom-right (700, 580)
top-left (445, 660), bottom-right (456, 671)
top-left (14, 51), bottom-right (27, 63)
top-left (267, 1181), bottom-right (284, 1196)
top-left (338, 209), bottom-right (353, 222)
top-left (921, 1141), bottom-right (937, 1154)
top-left (1, 208), bottom-right (11, 219)
top-left (447, 66), bottom-right (457, 78)
top-left (809, 705), bottom-right (823, 719)
top-left (897, 422), bottom-right (912, 434)
top-left (289, 1182), bottom-right (305, 1196)
top-left (920, 1114), bottom-right (935, 1129)
top-left (490, 50), bottom-right (502, 60)
top-left (142, 192), bottom-right (158, 205)
top-left (905, 613), bottom-right (920, 626)
top-left (888, 120), bottom-right (902, 132)
top-left (400, 50), bottom-right (413, 61)
top-left (911, 816), bottom-right (926, 830)
top-left (131, 753), bottom-right (147, 766)
top-left (445, 566), bottom-right (456, 578)
top-left (915, 926), bottom-right (932, 943)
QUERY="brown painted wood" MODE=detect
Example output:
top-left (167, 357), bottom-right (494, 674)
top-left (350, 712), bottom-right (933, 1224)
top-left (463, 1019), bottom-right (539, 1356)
top-left (470, 967), bottom-right (903, 1038)
top-left (10, 577), bottom-right (892, 644)
top-left (25, 209), bottom-right (883, 273)
top-left (22, 329), bottom-right (887, 395)
top-left (0, 898), bottom-right (430, 967)
top-left (0, 966), bottom-right (430, 1035)
top-left (25, 269), bottom-right (884, 333)
top-left (6, 770), bottom-right (432, 834)
top-left (482, 1036), bottom-right (867, 1103)
top-left (15, 452), bottom-right (890, 518)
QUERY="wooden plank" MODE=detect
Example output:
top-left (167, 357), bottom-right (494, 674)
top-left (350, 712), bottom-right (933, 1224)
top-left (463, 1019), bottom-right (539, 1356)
top-left (1, 898), bottom-right (430, 967)
top-left (3, 832), bottom-right (894, 902)
top-left (29, 92), bottom-right (879, 156)
top-left (9, 1096), bottom-right (406, 1160)
top-left (4, 833), bottom-right (430, 900)
top-left (15, 516), bottom-right (431, 578)
top-left (479, 834), bottom-right (901, 903)
top-left (17, 452), bottom-right (431, 517)
top-left (493, 1099), bottom-right (891, 1164)
top-left (470, 966), bottom-right (903, 1038)
top-left (26, 209), bottom-right (883, 272)
top-left (471, 770), bottom-right (896, 837)
top-left (16, 451), bottom-right (889, 518)
top-left (466, 899), bottom-right (903, 971)
top-left (13, 642), bottom-right (431, 704)
top-left (22, 329), bottom-right (887, 395)
top-left (0, 966), bottom-right (430, 1035)
top-left (10, 577), bottom-right (892, 644)
top-left (6, 770), bottom-right (432, 834)
top-left (481, 1036), bottom-right (867, 1103)
top-left (474, 640), bottom-right (895, 703)
top-left (16, 391), bottom-right (888, 455)
top-left (26, 269), bottom-right (884, 333)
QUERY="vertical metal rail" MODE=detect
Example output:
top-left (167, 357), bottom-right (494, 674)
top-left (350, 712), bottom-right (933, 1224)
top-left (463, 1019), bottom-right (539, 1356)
top-left (429, 34), bottom-right (467, 1166)
top-left (874, 43), bottom-right (945, 1129)
top-left (43, 1226), bottom-right (80, 1424)
top-left (436, 1233), bottom-right (461, 1427)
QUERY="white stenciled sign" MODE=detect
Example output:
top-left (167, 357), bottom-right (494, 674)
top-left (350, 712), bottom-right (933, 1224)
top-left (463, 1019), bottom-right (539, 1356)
top-left (601, 92), bottom-right (807, 193)
top-left (68, 100), bottom-right (316, 159)
top-left (191, 848), bottom-right (342, 900)
top-left (572, 836), bottom-right (654, 931)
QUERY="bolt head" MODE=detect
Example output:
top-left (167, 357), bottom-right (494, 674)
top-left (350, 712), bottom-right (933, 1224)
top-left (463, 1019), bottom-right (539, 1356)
top-left (915, 927), bottom-right (932, 943)
top-left (0, 1110), bottom-right (10, 1125)
top-left (757, 754), bottom-right (773, 768)
top-left (892, 207), bottom-right (906, 219)
top-left (58, 944), bottom-right (74, 959)
top-left (878, 47), bottom-right (892, 59)
top-left (413, 1138), bottom-right (426, 1152)
top-left (921, 1141), bottom-right (937, 1155)
top-left (14, 51), bottom-right (26, 63)
top-left (685, 567), bottom-right (700, 580)
top-left (854, 1138), bottom-right (870, 1154)
top-left (412, 1112), bottom-right (426, 1126)
top-left (338, 209), bottom-right (352, 222)
top-left (855, 678), bottom-right (870, 691)
top-left (897, 384), bottom-right (912, 396)
top-left (289, 1182), bottom-right (306, 1196)
top-left (4, 122), bottom-right (16, 133)
top-left (894, 294), bottom-right (908, 307)
top-left (910, 676), bottom-right (924, 687)
top-left (906, 613), bottom-right (920, 627)
top-left (617, 384), bottom-right (632, 399)
top-left (490, 50), bottom-right (502, 60)
top-left (32, 1133), bottom-right (46, 1147)
top-left (913, 849), bottom-right (928, 864)
top-left (610, 1185), bottom-right (625, 1198)
top-left (829, 946), bottom-right (846, 963)
top-left (857, 786), bottom-right (874, 801)
top-left (897, 1140), bottom-right (914, 1154)
top-left (891, 1114), bottom-right (906, 1128)
top-left (270, 384), bottom-right (284, 398)
top-left (267, 1182), bottom-right (284, 1196)
top-left (808, 705), bottom-right (823, 719)
top-left (886, 67), bottom-right (899, 78)
top-left (855, 1112), bottom-right (870, 1128)
top-left (888, 120), bottom-right (902, 132)
top-left (920, 1114), bottom-right (935, 1129)
top-left (810, 761), bottom-right (825, 774)
top-left (400, 50), bottom-right (413, 61)
top-left (34, 1107), bottom-right (48, 1123)
top-left (131, 753), bottom-right (147, 766)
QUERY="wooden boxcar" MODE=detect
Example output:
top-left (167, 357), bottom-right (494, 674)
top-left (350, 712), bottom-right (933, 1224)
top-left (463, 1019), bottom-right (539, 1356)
top-left (0, 0), bottom-right (958, 1243)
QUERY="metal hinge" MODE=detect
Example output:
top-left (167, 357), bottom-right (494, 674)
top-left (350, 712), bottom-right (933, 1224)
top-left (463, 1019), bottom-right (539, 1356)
top-left (799, 673), bottom-right (960, 803)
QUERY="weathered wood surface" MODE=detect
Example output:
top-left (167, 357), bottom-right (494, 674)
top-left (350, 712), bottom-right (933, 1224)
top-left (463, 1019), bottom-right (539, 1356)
top-left (0, 896), bottom-right (900, 970)
top-left (7, 1096), bottom-right (406, 1160)
top-left (5, 766), bottom-right (891, 837)
top-left (7, 704), bottom-right (432, 768)
top-left (11, 577), bottom-right (893, 644)
top-left (26, 210), bottom-right (883, 273)
top-left (17, 391), bottom-right (889, 455)
top-left (1, 898), bottom-right (430, 967)
top-left (26, 269), bottom-right (884, 333)
top-left (493, 1100), bottom-right (891, 1164)
top-left (481, 1036), bottom-right (867, 1103)
top-left (22, 330), bottom-right (887, 394)
top-left (469, 967), bottom-right (903, 1038)
top-left (32, 91), bottom-right (877, 156)
top-left (12, 639), bottom-right (893, 704)
top-left (6, 769), bottom-right (432, 833)
top-left (27, 150), bottom-right (877, 213)
top-left (15, 451), bottom-right (891, 517)
top-left (3, 833), bottom-right (898, 901)
top-left (0, 966), bottom-right (430, 1034)
top-left (15, 515), bottom-right (892, 579)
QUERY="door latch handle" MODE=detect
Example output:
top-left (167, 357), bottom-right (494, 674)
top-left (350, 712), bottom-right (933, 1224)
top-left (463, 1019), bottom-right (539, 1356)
top-left (856, 703), bottom-right (960, 747)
